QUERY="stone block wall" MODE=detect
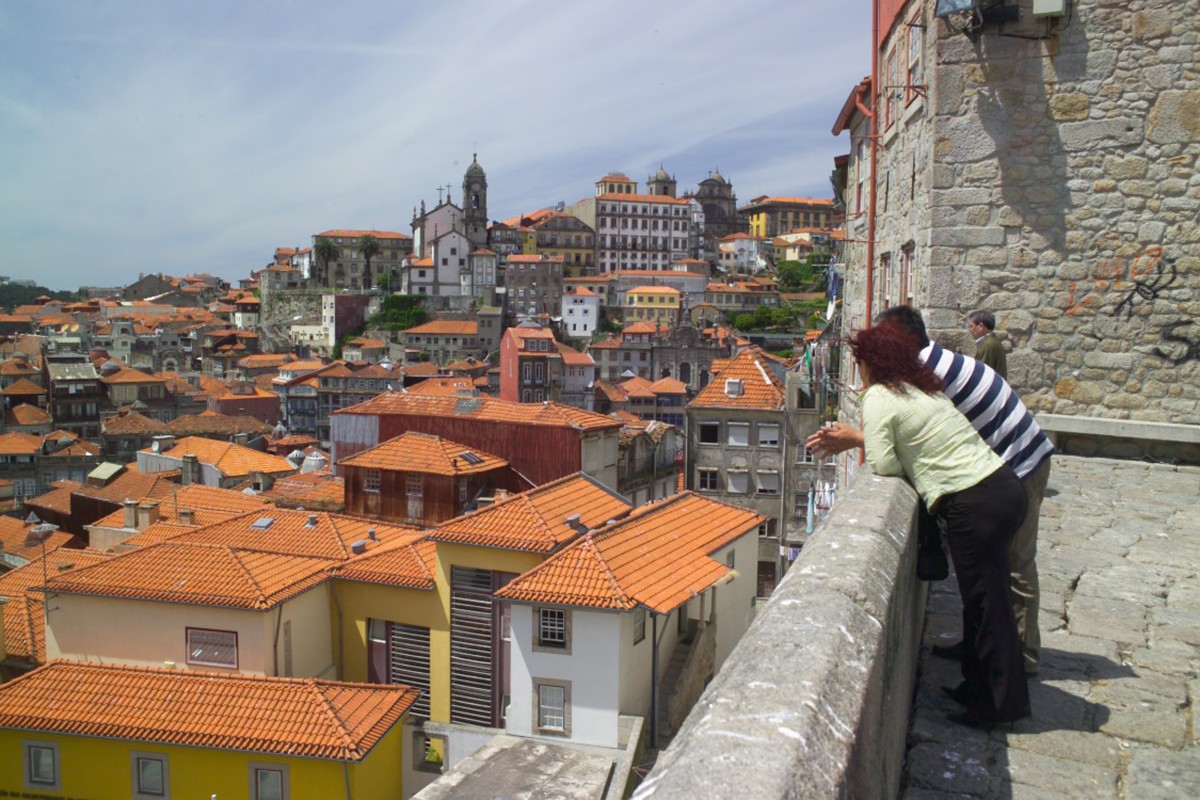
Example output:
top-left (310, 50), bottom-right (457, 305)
top-left (633, 469), bottom-right (924, 800)
top-left (922, 0), bottom-right (1199, 423)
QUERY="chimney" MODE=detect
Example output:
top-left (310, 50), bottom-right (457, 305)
top-left (475, 496), bottom-right (494, 509)
top-left (565, 513), bottom-right (588, 536)
top-left (179, 509), bottom-right (195, 526)
top-left (368, 528), bottom-right (377, 542)
top-left (306, 514), bottom-right (318, 528)
top-left (494, 489), bottom-right (510, 501)
top-left (350, 539), bottom-right (367, 555)
top-left (136, 500), bottom-right (160, 531)
top-left (233, 432), bottom-right (249, 446)
top-left (123, 498), bottom-right (138, 529)
top-left (182, 454), bottom-right (200, 486)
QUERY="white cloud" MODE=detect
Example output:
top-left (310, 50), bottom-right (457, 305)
top-left (1, 0), bottom-right (869, 290)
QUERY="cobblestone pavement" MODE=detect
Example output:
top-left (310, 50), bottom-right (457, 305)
top-left (901, 455), bottom-right (1200, 800)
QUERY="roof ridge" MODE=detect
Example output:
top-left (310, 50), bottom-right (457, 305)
top-left (226, 547), bottom-right (270, 609)
top-left (308, 682), bottom-right (362, 760)
top-left (583, 535), bottom-right (633, 607)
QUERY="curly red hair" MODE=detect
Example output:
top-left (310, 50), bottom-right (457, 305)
top-left (849, 322), bottom-right (944, 394)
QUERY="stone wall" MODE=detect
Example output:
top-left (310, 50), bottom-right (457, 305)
top-left (923, 0), bottom-right (1199, 422)
top-left (633, 468), bottom-right (924, 800)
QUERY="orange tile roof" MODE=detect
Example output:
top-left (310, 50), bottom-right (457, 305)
top-left (22, 481), bottom-right (81, 515)
top-left (336, 392), bottom-right (621, 433)
top-left (0, 661), bottom-right (420, 761)
top-left (595, 192), bottom-right (691, 205)
top-left (403, 377), bottom-right (478, 397)
top-left (496, 492), bottom-right (763, 613)
top-left (164, 413), bottom-right (272, 438)
top-left (622, 321), bottom-right (661, 335)
top-left (0, 431), bottom-right (43, 454)
top-left (688, 349), bottom-right (785, 410)
top-left (0, 359), bottom-right (39, 376)
top-left (171, 509), bottom-right (417, 561)
top-left (237, 353), bottom-right (294, 368)
top-left (0, 549), bottom-right (111, 664)
top-left (649, 377), bottom-right (688, 395)
top-left (260, 472), bottom-right (345, 511)
top-left (339, 431), bottom-right (507, 476)
top-left (70, 470), bottom-right (179, 504)
top-left (102, 410), bottom-right (168, 435)
top-left (88, 485), bottom-right (272, 530)
top-left (7, 403), bottom-right (52, 426)
top-left (151, 436), bottom-right (295, 478)
top-left (431, 472), bottom-right (631, 554)
top-left (317, 228), bottom-right (411, 241)
top-left (100, 367), bottom-right (166, 385)
top-left (331, 536), bottom-right (437, 589)
top-left (629, 286), bottom-right (681, 295)
top-left (402, 320), bottom-right (477, 335)
top-left (0, 516), bottom-right (78, 562)
top-left (2, 378), bottom-right (45, 395)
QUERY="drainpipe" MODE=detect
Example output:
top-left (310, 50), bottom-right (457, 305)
top-left (272, 602), bottom-right (284, 677)
top-left (331, 585), bottom-right (345, 680)
top-left (343, 761), bottom-right (353, 800)
top-left (649, 612), bottom-right (659, 748)
top-left (866, 0), bottom-right (880, 326)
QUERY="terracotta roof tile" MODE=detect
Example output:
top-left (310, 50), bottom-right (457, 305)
top-left (0, 662), bottom-right (420, 761)
top-left (0, 549), bottom-right (111, 663)
top-left (164, 413), bottom-right (273, 438)
top-left (2, 378), bottom-right (45, 395)
top-left (317, 228), bottom-right (411, 241)
top-left (23, 481), bottom-right (80, 515)
top-left (170, 509), bottom-right (417, 561)
top-left (102, 410), bottom-right (168, 435)
top-left (151, 436), bottom-right (295, 478)
top-left (0, 517), bottom-right (78, 562)
top-left (0, 431), bottom-right (44, 455)
top-left (70, 470), bottom-right (179, 504)
top-left (402, 320), bottom-right (477, 335)
top-left (403, 377), bottom-right (479, 397)
top-left (496, 492), bottom-right (763, 613)
top-left (88, 485), bottom-right (273, 530)
top-left (337, 392), bottom-right (621, 433)
top-left (430, 473), bottom-right (631, 554)
top-left (688, 349), bottom-right (786, 410)
top-left (7, 403), bottom-right (52, 426)
top-left (100, 367), bottom-right (166, 385)
top-left (331, 535), bottom-right (437, 589)
top-left (339, 431), bottom-right (507, 475)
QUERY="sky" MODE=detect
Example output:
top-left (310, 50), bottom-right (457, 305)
top-left (0, 1), bottom-right (870, 292)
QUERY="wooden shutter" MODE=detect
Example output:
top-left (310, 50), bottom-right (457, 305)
top-left (388, 623), bottom-right (431, 719)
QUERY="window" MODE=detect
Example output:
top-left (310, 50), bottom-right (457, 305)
top-left (798, 444), bottom-right (816, 464)
top-left (186, 628), bottom-right (237, 668)
top-left (697, 468), bottom-right (719, 492)
top-left (535, 608), bottom-right (570, 652)
top-left (633, 609), bottom-right (646, 644)
top-left (756, 471), bottom-right (780, 495)
top-left (758, 423), bottom-right (780, 447)
top-left (907, 21), bottom-right (923, 104)
top-left (535, 680), bottom-right (570, 735)
top-left (251, 764), bottom-right (288, 800)
top-left (133, 752), bottom-right (169, 799)
top-left (726, 470), bottom-right (749, 494)
top-left (24, 741), bottom-right (60, 791)
top-left (364, 468), bottom-right (380, 493)
top-left (727, 422), bottom-right (749, 447)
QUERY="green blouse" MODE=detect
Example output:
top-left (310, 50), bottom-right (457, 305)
top-left (861, 383), bottom-right (1003, 510)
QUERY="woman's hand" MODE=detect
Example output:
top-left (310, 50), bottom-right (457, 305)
top-left (806, 422), bottom-right (865, 456)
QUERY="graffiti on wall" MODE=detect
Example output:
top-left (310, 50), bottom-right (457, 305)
top-left (1065, 244), bottom-right (1195, 364)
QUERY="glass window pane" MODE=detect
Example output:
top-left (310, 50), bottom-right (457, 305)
top-left (29, 747), bottom-right (55, 783)
top-left (256, 769), bottom-right (284, 800)
top-left (138, 758), bottom-right (165, 795)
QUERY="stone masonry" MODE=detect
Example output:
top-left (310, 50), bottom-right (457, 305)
top-left (858, 0), bottom-right (1200, 424)
top-left (904, 455), bottom-right (1200, 799)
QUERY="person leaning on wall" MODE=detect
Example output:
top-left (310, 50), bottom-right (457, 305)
top-left (808, 305), bottom-right (1054, 677)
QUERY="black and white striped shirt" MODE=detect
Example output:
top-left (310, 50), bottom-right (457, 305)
top-left (920, 342), bottom-right (1054, 480)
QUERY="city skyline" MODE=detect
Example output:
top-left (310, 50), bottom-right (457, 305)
top-left (1, 1), bottom-right (870, 291)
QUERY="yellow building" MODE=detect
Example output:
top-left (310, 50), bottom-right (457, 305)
top-left (626, 285), bottom-right (682, 327)
top-left (0, 661), bottom-right (419, 799)
top-left (739, 195), bottom-right (836, 238)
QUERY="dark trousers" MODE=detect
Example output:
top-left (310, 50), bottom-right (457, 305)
top-left (938, 466), bottom-right (1030, 722)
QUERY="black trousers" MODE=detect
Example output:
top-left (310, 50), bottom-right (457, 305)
top-left (938, 465), bottom-right (1030, 722)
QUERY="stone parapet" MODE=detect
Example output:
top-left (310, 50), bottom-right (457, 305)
top-left (634, 468), bottom-right (924, 800)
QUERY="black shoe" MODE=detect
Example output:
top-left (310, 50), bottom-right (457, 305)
top-left (946, 711), bottom-right (996, 731)
top-left (932, 641), bottom-right (966, 661)
top-left (941, 683), bottom-right (973, 706)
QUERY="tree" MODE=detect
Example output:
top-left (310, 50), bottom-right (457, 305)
top-left (357, 234), bottom-right (381, 292)
top-left (314, 237), bottom-right (339, 287)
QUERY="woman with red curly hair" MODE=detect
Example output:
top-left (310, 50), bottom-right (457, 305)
top-left (850, 322), bottom-right (1029, 729)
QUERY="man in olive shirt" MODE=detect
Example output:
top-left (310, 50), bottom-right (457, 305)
top-left (968, 309), bottom-right (1007, 379)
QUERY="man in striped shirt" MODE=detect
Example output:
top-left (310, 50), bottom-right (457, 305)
top-left (808, 305), bottom-right (1053, 674)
